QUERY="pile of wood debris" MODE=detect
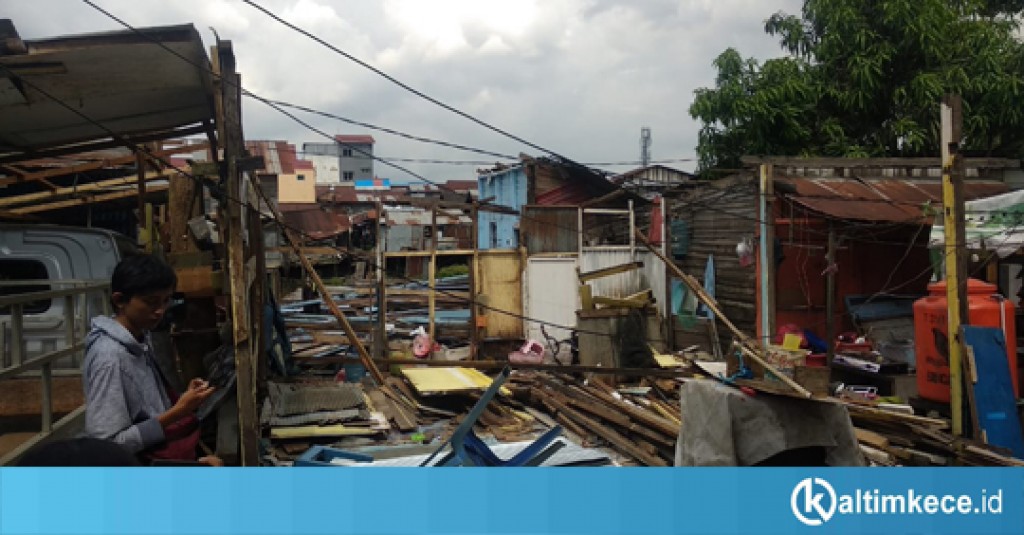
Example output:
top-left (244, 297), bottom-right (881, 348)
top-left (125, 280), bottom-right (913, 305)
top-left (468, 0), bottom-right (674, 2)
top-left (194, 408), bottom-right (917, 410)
top-left (259, 366), bottom-right (685, 466)
top-left (844, 401), bottom-right (1024, 467)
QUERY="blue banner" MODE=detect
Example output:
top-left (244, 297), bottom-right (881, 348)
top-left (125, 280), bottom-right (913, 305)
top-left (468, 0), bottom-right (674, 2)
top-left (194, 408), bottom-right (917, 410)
top-left (1, 468), bottom-right (1021, 534)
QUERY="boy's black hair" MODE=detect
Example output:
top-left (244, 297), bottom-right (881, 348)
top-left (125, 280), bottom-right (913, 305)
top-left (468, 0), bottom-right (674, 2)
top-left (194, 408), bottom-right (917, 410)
top-left (111, 253), bottom-right (177, 302)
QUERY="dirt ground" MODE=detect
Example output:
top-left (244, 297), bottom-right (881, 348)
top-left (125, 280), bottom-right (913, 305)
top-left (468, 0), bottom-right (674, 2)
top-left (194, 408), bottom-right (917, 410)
top-left (0, 377), bottom-right (84, 460)
top-left (0, 377), bottom-right (83, 416)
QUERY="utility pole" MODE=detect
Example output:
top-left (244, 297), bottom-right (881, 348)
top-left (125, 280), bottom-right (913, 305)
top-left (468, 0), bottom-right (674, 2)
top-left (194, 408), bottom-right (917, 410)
top-left (941, 95), bottom-right (975, 437)
top-left (640, 127), bottom-right (652, 168)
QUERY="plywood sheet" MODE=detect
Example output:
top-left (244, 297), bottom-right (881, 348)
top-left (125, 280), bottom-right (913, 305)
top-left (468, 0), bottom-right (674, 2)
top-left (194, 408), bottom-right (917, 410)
top-left (401, 367), bottom-right (511, 396)
top-left (476, 250), bottom-right (523, 338)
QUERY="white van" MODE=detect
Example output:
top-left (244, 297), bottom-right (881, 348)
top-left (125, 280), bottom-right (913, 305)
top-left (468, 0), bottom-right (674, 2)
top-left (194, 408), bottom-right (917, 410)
top-left (0, 224), bottom-right (136, 372)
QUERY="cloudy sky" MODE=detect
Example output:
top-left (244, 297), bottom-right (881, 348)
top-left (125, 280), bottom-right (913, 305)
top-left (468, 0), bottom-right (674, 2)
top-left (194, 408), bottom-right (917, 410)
top-left (5, 0), bottom-right (802, 183)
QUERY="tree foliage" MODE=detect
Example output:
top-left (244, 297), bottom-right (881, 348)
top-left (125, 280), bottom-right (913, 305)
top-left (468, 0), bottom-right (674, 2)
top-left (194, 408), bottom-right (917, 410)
top-left (689, 0), bottom-right (1024, 176)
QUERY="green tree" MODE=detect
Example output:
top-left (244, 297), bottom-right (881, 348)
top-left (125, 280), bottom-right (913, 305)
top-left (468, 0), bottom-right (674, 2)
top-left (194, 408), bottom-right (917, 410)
top-left (689, 0), bottom-right (1024, 177)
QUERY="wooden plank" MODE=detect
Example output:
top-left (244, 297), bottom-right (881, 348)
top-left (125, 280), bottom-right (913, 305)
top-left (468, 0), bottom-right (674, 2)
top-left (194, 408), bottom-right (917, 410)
top-left (366, 388), bottom-right (415, 432)
top-left (577, 261), bottom-right (643, 282)
top-left (532, 388), bottom-right (666, 466)
top-left (846, 403), bottom-right (951, 429)
top-left (476, 250), bottom-right (523, 338)
top-left (854, 427), bottom-right (891, 450)
top-left (383, 249), bottom-right (477, 258)
top-left (270, 425), bottom-right (380, 439)
top-left (9, 183), bottom-right (170, 214)
top-left (592, 296), bottom-right (649, 308)
top-left (579, 284), bottom-right (594, 311)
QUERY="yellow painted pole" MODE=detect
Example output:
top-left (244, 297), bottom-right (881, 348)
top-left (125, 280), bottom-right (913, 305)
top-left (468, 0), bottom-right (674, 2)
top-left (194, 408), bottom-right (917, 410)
top-left (941, 96), bottom-right (965, 437)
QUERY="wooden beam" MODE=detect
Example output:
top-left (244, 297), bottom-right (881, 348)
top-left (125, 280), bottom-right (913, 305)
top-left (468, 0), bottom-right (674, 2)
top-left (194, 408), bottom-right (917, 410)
top-left (429, 203), bottom-right (438, 342)
top-left (0, 168), bottom-right (175, 209)
top-left (383, 249), bottom-right (476, 258)
top-left (592, 295), bottom-right (649, 309)
top-left (9, 183), bottom-right (169, 214)
top-left (0, 125), bottom-right (210, 167)
top-left (577, 261), bottom-right (643, 282)
top-left (218, 41), bottom-right (260, 468)
top-left (739, 155), bottom-right (1020, 169)
top-left (296, 355), bottom-right (694, 378)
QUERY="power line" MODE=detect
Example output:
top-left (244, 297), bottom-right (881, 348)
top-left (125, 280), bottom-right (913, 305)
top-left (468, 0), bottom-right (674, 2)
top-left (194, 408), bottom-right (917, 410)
top-left (266, 99), bottom-right (518, 161)
top-left (240, 0), bottom-right (608, 177)
top-left (0, 62), bottom-right (631, 341)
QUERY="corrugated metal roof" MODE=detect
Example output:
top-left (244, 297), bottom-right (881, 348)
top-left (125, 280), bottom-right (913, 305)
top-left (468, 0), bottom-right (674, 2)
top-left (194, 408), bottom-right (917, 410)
top-left (780, 176), bottom-right (1008, 222)
top-left (334, 134), bottom-right (375, 145)
top-left (385, 208), bottom-right (471, 226)
top-left (281, 206), bottom-right (350, 240)
top-left (536, 183), bottom-right (594, 205)
top-left (444, 180), bottom-right (478, 192)
top-left (246, 140), bottom-right (307, 175)
top-left (0, 24), bottom-right (214, 158)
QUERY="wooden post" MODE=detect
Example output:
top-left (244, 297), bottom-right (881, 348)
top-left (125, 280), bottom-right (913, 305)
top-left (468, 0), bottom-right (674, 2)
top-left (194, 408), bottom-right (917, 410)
top-left (469, 203), bottom-right (479, 358)
top-left (942, 95), bottom-right (973, 437)
top-left (428, 203), bottom-right (438, 343)
top-left (826, 224), bottom-right (837, 365)
top-left (136, 150), bottom-right (147, 249)
top-left (661, 196), bottom-right (675, 351)
top-left (375, 201), bottom-right (387, 360)
top-left (218, 41), bottom-right (259, 466)
top-left (248, 179), bottom-right (267, 401)
top-left (758, 164), bottom-right (776, 348)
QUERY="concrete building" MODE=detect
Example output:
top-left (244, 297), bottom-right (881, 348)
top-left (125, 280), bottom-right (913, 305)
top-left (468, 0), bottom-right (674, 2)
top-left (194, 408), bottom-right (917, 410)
top-left (303, 134), bottom-right (375, 184)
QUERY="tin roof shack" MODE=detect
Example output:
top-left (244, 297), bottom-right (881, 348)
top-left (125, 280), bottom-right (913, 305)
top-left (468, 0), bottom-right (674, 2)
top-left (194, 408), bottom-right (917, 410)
top-left (612, 165), bottom-right (695, 200)
top-left (0, 21), bottom-right (217, 235)
top-left (669, 157), bottom-right (1017, 360)
top-left (489, 159), bottom-right (667, 369)
top-left (477, 157), bottom-right (628, 250)
top-left (0, 22), bottom-right (266, 465)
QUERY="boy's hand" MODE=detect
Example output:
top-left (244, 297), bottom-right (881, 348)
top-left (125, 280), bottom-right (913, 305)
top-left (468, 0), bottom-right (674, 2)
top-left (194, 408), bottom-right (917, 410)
top-left (176, 378), bottom-right (216, 414)
top-left (198, 455), bottom-right (224, 467)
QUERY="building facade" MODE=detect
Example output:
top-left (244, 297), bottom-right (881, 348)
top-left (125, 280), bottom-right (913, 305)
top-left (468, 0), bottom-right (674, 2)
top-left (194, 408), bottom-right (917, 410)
top-left (303, 134), bottom-right (375, 184)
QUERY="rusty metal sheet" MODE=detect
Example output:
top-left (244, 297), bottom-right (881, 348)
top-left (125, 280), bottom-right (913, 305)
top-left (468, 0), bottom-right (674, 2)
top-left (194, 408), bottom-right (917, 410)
top-left (780, 177), bottom-right (1007, 223)
top-left (281, 207), bottom-right (350, 240)
top-left (522, 205), bottom-right (578, 254)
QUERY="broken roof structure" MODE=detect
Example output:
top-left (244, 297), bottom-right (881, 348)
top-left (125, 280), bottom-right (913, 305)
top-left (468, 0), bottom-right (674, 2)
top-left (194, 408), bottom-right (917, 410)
top-left (0, 21), bottom-right (216, 163)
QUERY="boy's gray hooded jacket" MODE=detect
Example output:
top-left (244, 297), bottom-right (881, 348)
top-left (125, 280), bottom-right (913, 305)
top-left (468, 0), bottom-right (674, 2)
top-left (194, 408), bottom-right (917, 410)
top-left (82, 316), bottom-right (171, 453)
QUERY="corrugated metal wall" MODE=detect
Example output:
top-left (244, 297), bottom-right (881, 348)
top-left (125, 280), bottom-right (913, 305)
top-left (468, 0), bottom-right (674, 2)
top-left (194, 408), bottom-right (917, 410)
top-left (576, 249), bottom-right (667, 318)
top-left (522, 206), bottom-right (578, 254)
top-left (669, 177), bottom-right (758, 350)
top-left (477, 167), bottom-right (526, 249)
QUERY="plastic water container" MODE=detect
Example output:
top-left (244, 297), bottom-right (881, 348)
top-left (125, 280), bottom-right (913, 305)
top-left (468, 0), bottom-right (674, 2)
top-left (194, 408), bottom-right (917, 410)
top-left (913, 278), bottom-right (1018, 403)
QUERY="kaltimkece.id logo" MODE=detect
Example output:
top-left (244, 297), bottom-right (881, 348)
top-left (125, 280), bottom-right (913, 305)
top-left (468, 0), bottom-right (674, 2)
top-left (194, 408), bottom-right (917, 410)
top-left (790, 477), bottom-right (1003, 526)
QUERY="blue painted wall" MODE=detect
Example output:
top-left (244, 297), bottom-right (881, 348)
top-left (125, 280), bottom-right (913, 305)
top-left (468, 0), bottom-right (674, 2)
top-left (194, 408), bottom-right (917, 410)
top-left (477, 166), bottom-right (527, 249)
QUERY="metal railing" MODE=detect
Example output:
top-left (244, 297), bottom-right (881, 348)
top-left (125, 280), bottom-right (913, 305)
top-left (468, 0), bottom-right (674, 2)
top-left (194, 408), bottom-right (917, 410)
top-left (0, 280), bottom-right (110, 465)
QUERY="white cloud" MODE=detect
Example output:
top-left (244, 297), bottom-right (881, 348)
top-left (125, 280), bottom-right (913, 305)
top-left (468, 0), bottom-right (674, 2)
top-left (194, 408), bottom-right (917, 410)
top-left (4, 0), bottom-right (803, 179)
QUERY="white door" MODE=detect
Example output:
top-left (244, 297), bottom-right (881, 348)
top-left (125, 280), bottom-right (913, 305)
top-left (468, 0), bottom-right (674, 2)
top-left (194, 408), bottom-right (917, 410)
top-left (524, 257), bottom-right (578, 362)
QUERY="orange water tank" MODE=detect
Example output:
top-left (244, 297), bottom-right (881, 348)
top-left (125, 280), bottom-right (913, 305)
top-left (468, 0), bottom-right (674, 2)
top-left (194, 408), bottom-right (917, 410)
top-left (913, 279), bottom-right (1018, 403)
